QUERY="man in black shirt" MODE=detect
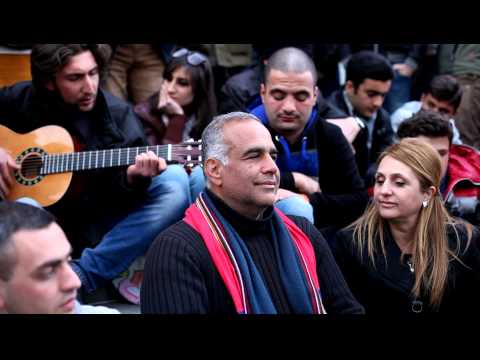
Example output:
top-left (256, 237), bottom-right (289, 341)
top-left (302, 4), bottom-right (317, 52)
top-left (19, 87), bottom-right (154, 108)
top-left (141, 112), bottom-right (363, 314)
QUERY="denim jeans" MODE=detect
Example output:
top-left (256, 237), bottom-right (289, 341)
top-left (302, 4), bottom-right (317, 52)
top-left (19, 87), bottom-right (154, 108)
top-left (275, 196), bottom-right (315, 224)
top-left (189, 165), bottom-right (205, 202)
top-left (71, 164), bottom-right (191, 293)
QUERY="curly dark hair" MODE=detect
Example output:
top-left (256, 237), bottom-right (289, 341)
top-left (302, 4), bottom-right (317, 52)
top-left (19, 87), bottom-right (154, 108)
top-left (397, 110), bottom-right (453, 145)
top-left (30, 44), bottom-right (112, 90)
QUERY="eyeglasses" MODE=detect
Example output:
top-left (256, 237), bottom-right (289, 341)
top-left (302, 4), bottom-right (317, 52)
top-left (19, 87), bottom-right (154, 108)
top-left (172, 48), bottom-right (207, 66)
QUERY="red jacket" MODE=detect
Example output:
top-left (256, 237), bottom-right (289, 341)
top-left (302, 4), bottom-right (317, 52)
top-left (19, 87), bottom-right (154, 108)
top-left (444, 144), bottom-right (480, 224)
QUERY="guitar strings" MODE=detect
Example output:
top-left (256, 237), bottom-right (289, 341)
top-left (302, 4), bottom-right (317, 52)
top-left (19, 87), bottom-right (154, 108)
top-left (18, 145), bottom-right (202, 174)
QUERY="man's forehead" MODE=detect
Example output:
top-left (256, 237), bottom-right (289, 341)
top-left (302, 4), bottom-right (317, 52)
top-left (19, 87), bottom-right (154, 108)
top-left (12, 226), bottom-right (70, 270)
top-left (61, 51), bottom-right (98, 74)
top-left (266, 69), bottom-right (315, 88)
top-left (224, 120), bottom-right (273, 147)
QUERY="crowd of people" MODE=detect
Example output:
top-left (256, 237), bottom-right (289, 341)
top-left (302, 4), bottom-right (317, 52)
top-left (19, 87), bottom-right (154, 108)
top-left (0, 43), bottom-right (479, 314)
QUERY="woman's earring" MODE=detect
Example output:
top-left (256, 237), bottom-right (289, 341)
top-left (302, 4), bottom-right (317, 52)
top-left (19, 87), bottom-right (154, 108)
top-left (422, 200), bottom-right (429, 208)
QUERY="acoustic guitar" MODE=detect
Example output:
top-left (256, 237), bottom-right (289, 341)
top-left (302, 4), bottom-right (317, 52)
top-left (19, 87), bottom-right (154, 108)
top-left (0, 124), bottom-right (202, 207)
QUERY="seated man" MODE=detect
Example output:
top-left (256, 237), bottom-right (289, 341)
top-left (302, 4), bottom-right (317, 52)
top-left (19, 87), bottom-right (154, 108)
top-left (0, 44), bottom-right (191, 303)
top-left (0, 201), bottom-right (119, 314)
top-left (391, 74), bottom-right (463, 144)
top-left (328, 50), bottom-right (395, 181)
top-left (141, 112), bottom-right (364, 314)
top-left (250, 47), bottom-right (368, 232)
top-left (397, 110), bottom-right (480, 225)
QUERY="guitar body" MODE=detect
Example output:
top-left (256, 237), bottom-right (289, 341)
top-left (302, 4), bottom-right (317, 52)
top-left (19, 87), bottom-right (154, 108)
top-left (0, 124), bottom-right (73, 207)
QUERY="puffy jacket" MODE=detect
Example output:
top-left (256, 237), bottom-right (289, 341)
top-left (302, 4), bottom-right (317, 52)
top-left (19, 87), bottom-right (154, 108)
top-left (444, 144), bottom-right (480, 225)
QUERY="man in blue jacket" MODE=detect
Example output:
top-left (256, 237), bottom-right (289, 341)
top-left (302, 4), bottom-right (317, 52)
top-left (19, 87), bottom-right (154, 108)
top-left (250, 47), bottom-right (368, 239)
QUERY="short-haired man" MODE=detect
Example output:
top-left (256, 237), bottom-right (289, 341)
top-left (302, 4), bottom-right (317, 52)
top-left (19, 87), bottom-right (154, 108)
top-left (328, 50), bottom-right (395, 180)
top-left (141, 113), bottom-right (364, 314)
top-left (0, 44), bottom-right (191, 303)
top-left (0, 201), bottom-right (118, 314)
top-left (397, 110), bottom-right (480, 225)
top-left (391, 74), bottom-right (463, 144)
top-left (249, 47), bottom-right (368, 232)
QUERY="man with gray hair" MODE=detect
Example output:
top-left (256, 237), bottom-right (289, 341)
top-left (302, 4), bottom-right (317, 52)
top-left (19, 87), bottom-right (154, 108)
top-left (141, 112), bottom-right (363, 314)
top-left (250, 47), bottom-right (368, 238)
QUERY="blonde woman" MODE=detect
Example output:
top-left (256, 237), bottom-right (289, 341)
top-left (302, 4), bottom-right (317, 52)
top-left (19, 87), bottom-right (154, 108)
top-left (333, 138), bottom-right (480, 313)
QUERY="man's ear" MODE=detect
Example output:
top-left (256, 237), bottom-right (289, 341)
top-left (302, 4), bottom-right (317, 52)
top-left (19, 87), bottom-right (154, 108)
top-left (260, 83), bottom-right (266, 104)
top-left (314, 86), bottom-right (319, 101)
top-left (345, 80), bottom-right (355, 95)
top-left (204, 158), bottom-right (223, 187)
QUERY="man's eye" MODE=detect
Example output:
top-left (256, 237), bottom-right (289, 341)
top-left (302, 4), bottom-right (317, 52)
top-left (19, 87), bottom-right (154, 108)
top-left (375, 178), bottom-right (384, 185)
top-left (39, 268), bottom-right (56, 280)
top-left (271, 153), bottom-right (278, 161)
top-left (295, 93), bottom-right (309, 101)
top-left (395, 182), bottom-right (405, 187)
top-left (271, 92), bottom-right (286, 101)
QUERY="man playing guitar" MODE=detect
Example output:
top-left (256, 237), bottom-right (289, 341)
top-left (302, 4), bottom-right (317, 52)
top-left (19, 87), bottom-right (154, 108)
top-left (0, 44), bottom-right (192, 303)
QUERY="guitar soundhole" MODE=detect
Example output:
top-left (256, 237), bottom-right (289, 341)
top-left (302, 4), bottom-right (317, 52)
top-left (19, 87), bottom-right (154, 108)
top-left (20, 153), bottom-right (43, 179)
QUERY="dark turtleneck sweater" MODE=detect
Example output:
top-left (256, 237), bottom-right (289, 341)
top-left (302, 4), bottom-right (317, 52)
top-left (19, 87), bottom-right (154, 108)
top-left (141, 189), bottom-right (364, 314)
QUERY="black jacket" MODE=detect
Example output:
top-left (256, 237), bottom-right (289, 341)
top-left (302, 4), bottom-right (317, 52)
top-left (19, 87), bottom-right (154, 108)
top-left (0, 81), bottom-right (150, 249)
top-left (141, 190), bottom-right (364, 314)
top-left (328, 89), bottom-right (394, 180)
top-left (218, 64), bottom-right (263, 113)
top-left (333, 224), bottom-right (480, 314)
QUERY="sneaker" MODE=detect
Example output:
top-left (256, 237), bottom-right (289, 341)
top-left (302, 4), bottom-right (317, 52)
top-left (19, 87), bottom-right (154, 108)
top-left (112, 256), bottom-right (145, 305)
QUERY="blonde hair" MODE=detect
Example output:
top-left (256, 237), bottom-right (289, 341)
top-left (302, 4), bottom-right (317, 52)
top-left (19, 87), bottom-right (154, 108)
top-left (349, 138), bottom-right (472, 308)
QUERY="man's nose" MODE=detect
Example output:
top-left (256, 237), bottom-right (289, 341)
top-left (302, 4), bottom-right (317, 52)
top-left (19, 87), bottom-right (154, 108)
top-left (372, 95), bottom-right (383, 108)
top-left (61, 263), bottom-right (81, 292)
top-left (83, 75), bottom-right (95, 93)
top-left (281, 96), bottom-right (296, 113)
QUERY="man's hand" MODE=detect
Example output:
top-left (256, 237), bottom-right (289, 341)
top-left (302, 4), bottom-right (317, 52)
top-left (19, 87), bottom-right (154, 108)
top-left (292, 172), bottom-right (320, 195)
top-left (158, 83), bottom-right (184, 116)
top-left (126, 151), bottom-right (167, 185)
top-left (0, 147), bottom-right (20, 199)
top-left (393, 63), bottom-right (414, 77)
top-left (276, 188), bottom-right (310, 203)
top-left (326, 117), bottom-right (361, 145)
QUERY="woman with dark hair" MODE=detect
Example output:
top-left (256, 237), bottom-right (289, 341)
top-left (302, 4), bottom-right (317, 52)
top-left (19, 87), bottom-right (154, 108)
top-left (135, 48), bottom-right (217, 201)
top-left (333, 138), bottom-right (480, 313)
top-left (135, 48), bottom-right (216, 145)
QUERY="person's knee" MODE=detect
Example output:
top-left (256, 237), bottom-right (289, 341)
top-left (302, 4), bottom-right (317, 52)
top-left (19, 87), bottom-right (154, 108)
top-left (149, 165), bottom-right (191, 207)
top-left (275, 196), bottom-right (314, 223)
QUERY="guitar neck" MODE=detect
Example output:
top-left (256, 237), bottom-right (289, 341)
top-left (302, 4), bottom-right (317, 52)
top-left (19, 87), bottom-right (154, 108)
top-left (39, 144), bottom-right (194, 175)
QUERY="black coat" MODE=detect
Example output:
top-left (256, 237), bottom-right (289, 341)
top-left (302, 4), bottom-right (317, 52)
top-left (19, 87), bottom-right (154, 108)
top-left (333, 224), bottom-right (480, 313)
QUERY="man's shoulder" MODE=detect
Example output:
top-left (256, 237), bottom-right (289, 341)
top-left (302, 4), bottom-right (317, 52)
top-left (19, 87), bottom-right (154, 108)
top-left (101, 89), bottom-right (134, 112)
top-left (326, 90), bottom-right (345, 108)
top-left (224, 65), bottom-right (261, 90)
top-left (75, 301), bottom-right (121, 314)
top-left (153, 220), bottom-right (205, 249)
